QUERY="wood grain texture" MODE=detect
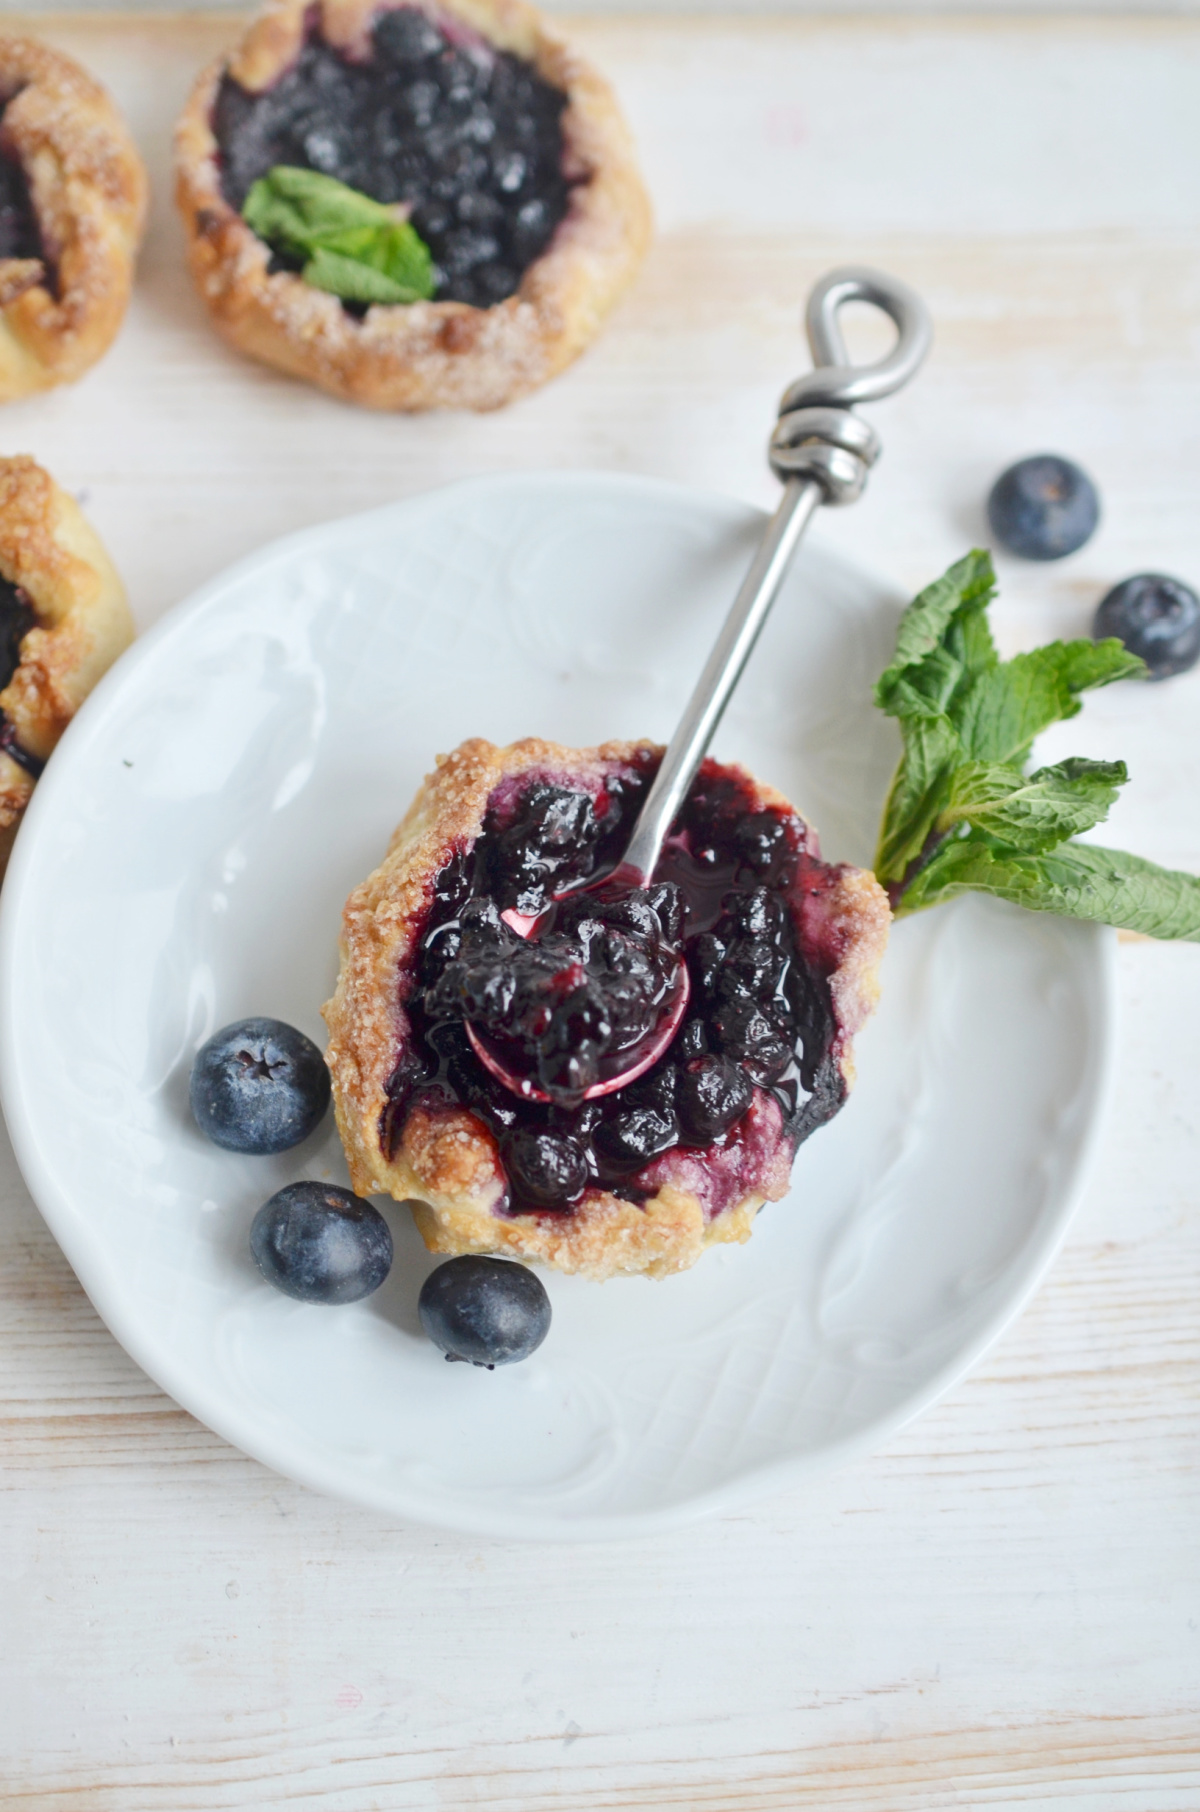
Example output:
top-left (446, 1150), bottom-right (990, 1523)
top-left (0, 13), bottom-right (1198, 1809)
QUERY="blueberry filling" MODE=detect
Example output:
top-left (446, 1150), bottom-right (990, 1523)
top-left (0, 573), bottom-right (34, 692)
top-left (0, 116), bottom-right (44, 272)
top-left (424, 881), bottom-right (684, 1104)
top-left (213, 6), bottom-right (574, 310)
top-left (0, 574), bottom-right (41, 779)
top-left (382, 759), bottom-right (848, 1216)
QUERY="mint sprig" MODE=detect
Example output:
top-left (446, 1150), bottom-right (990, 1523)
top-left (242, 166), bottom-right (435, 306)
top-left (875, 550), bottom-right (1200, 939)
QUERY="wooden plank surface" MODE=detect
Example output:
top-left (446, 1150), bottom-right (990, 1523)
top-left (0, 13), bottom-right (1198, 1809)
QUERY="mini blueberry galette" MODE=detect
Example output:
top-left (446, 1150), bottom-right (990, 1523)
top-left (175, 0), bottom-right (651, 412)
top-left (323, 738), bottom-right (890, 1280)
top-left (0, 455), bottom-right (134, 871)
top-left (0, 37), bottom-right (147, 400)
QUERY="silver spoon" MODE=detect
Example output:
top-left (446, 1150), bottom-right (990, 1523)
top-left (470, 266), bottom-right (933, 1102)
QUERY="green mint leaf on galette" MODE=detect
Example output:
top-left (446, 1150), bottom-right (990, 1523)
top-left (242, 166), bottom-right (435, 305)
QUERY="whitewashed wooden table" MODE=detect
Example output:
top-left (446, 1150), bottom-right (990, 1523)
top-left (1, 11), bottom-right (1198, 1808)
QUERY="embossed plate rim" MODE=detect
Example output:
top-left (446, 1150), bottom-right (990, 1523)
top-left (0, 471), bottom-right (1119, 1540)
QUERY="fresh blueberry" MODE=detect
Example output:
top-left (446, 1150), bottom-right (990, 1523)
top-left (987, 455), bottom-right (1100, 561)
top-left (190, 1017), bottom-right (330, 1154)
top-left (1093, 573), bottom-right (1200, 680)
top-left (250, 1183), bottom-right (392, 1304)
top-left (676, 1055), bottom-right (753, 1144)
top-left (418, 1256), bottom-right (551, 1367)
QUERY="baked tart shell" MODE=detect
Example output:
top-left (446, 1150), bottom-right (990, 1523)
top-left (175, 0), bottom-right (652, 413)
top-left (0, 36), bottom-right (148, 400)
top-left (0, 455), bottom-right (135, 870)
top-left (323, 737), bottom-right (891, 1280)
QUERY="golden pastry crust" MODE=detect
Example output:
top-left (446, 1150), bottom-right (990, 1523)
top-left (0, 37), bottom-right (148, 400)
top-left (323, 736), bottom-right (891, 1281)
top-left (0, 455), bottom-right (134, 869)
top-left (174, 0), bottom-right (651, 412)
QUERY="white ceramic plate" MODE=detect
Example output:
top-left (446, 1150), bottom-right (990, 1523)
top-left (0, 473), bottom-right (1116, 1541)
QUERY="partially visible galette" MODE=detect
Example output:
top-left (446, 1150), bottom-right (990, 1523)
top-left (175, 0), bottom-right (651, 412)
top-left (324, 737), bottom-right (891, 1280)
top-left (0, 455), bottom-right (134, 870)
top-left (0, 36), bottom-right (148, 400)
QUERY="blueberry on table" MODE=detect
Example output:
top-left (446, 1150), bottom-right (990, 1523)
top-left (987, 455), bottom-right (1100, 560)
top-left (190, 1017), bottom-right (330, 1154)
top-left (250, 1183), bottom-right (393, 1304)
top-left (1093, 573), bottom-right (1200, 680)
top-left (419, 1256), bottom-right (551, 1368)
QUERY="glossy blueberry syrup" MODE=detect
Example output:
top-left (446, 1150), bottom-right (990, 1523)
top-left (213, 5), bottom-right (574, 310)
top-left (382, 757), bottom-right (849, 1219)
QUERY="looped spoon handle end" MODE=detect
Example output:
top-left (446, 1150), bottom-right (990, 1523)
top-left (618, 266), bottom-right (933, 888)
top-left (472, 268), bottom-right (932, 1102)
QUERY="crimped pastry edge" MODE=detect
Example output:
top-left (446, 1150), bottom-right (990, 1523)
top-left (0, 455), bottom-right (134, 866)
top-left (174, 0), bottom-right (652, 413)
top-left (0, 35), bottom-right (147, 399)
top-left (323, 736), bottom-right (891, 1281)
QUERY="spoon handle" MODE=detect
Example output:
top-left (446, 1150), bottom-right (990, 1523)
top-left (616, 266), bottom-right (932, 888)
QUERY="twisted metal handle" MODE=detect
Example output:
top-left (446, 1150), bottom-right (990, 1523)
top-left (786, 266), bottom-right (933, 411)
top-left (616, 268), bottom-right (932, 886)
top-left (769, 266), bottom-right (932, 505)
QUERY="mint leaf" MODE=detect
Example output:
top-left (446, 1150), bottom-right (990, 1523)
top-left (243, 166), bottom-right (391, 252)
top-left (872, 551), bottom-right (1200, 940)
top-left (875, 716), bottom-right (962, 885)
top-left (938, 757), bottom-right (1129, 853)
top-left (304, 236), bottom-right (432, 305)
top-left (873, 548), bottom-right (1153, 897)
top-left (898, 836), bottom-right (1200, 940)
top-left (242, 166), bottom-right (435, 305)
top-left (873, 550), bottom-right (1000, 886)
top-left (875, 549), bottom-right (998, 706)
top-left (953, 638), bottom-right (1144, 765)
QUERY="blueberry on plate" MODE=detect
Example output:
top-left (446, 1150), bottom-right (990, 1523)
top-left (1093, 573), bottom-right (1200, 680)
top-left (250, 1182), bottom-right (392, 1304)
top-left (190, 1017), bottom-right (330, 1154)
top-left (987, 454), bottom-right (1100, 560)
top-left (418, 1256), bottom-right (551, 1368)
